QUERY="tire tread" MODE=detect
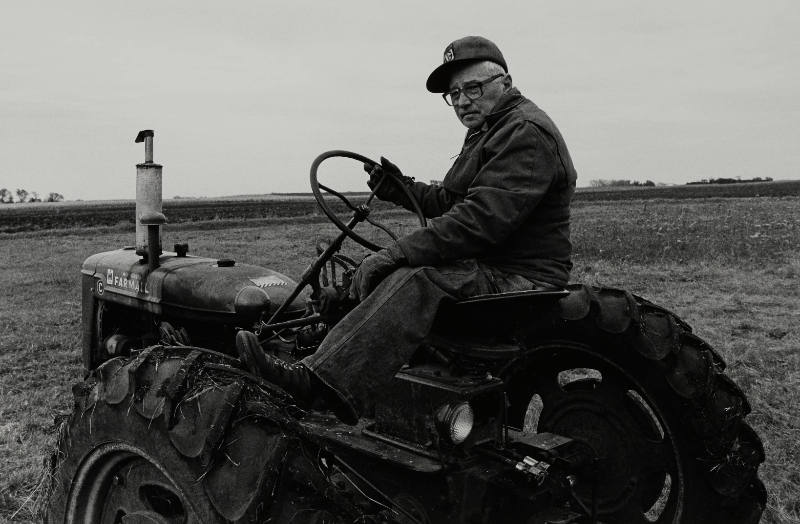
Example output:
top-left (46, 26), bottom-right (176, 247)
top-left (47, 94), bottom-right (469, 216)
top-left (553, 284), bottom-right (766, 523)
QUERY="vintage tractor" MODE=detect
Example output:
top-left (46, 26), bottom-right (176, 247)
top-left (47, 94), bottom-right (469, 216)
top-left (42, 135), bottom-right (765, 523)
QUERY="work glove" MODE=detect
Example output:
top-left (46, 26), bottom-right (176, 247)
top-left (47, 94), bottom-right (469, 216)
top-left (364, 156), bottom-right (415, 204)
top-left (349, 245), bottom-right (407, 301)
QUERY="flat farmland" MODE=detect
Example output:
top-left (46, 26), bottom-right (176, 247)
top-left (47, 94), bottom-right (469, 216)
top-left (0, 195), bottom-right (396, 234)
top-left (2, 179), bottom-right (799, 234)
top-left (0, 191), bottom-right (798, 522)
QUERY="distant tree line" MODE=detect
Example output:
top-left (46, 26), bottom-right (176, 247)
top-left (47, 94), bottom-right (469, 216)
top-left (0, 188), bottom-right (64, 203)
top-left (589, 179), bottom-right (656, 188)
top-left (686, 177), bottom-right (773, 185)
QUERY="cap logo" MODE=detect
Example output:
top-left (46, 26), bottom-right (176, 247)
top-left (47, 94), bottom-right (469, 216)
top-left (443, 46), bottom-right (454, 63)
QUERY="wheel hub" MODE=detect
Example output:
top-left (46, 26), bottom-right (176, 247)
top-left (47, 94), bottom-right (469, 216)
top-left (528, 348), bottom-right (684, 523)
top-left (67, 442), bottom-right (198, 524)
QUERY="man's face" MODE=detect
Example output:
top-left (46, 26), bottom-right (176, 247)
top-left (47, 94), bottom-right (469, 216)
top-left (447, 63), bottom-right (510, 130)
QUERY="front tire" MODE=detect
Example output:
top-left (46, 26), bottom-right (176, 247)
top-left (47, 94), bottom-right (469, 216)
top-left (42, 346), bottom-right (290, 523)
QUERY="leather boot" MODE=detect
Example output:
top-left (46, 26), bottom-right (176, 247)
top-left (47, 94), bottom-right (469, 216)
top-left (260, 353), bottom-right (315, 404)
top-left (236, 330), bottom-right (313, 402)
top-left (236, 330), bottom-right (357, 424)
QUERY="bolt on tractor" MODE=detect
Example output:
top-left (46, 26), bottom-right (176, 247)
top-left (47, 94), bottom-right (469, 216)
top-left (42, 133), bottom-right (765, 523)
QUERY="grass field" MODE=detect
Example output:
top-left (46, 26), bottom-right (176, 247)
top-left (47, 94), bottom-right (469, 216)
top-left (2, 179), bottom-right (799, 234)
top-left (0, 192), bottom-right (798, 522)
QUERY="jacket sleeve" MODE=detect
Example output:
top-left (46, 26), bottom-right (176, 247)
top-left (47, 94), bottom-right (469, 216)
top-left (395, 121), bottom-right (558, 266)
top-left (382, 179), bottom-right (459, 219)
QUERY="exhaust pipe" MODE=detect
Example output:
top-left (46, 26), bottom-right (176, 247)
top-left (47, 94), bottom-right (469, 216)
top-left (135, 130), bottom-right (166, 270)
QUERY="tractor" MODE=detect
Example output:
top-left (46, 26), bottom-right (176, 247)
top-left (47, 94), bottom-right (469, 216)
top-left (42, 135), bottom-right (765, 523)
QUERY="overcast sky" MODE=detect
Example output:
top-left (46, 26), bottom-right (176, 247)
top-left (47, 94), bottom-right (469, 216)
top-left (1, 1), bottom-right (797, 200)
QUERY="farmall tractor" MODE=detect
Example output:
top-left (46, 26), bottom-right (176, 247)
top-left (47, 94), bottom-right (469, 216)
top-left (43, 132), bottom-right (765, 523)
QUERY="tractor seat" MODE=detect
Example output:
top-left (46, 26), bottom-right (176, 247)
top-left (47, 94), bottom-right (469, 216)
top-left (427, 288), bottom-right (569, 361)
top-left (453, 288), bottom-right (568, 314)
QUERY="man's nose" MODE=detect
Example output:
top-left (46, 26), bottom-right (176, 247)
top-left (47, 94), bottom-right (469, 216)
top-left (454, 96), bottom-right (472, 108)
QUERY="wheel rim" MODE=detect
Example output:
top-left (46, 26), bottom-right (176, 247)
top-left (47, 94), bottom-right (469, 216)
top-left (67, 442), bottom-right (200, 524)
top-left (523, 344), bottom-right (685, 524)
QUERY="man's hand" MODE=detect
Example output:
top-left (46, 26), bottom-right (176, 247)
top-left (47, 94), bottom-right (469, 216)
top-left (349, 246), bottom-right (406, 301)
top-left (363, 156), bottom-right (414, 202)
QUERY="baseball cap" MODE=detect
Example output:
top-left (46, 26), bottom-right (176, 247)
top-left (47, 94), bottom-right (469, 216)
top-left (426, 36), bottom-right (508, 93)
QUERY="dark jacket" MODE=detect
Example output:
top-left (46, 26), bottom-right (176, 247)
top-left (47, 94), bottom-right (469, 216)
top-left (392, 88), bottom-right (577, 287)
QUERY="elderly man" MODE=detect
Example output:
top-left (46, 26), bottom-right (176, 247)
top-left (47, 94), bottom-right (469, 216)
top-left (249, 36), bottom-right (577, 422)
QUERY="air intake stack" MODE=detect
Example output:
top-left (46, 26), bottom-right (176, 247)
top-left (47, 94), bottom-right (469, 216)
top-left (135, 130), bottom-right (166, 270)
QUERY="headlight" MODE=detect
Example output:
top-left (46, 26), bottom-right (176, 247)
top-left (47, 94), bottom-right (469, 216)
top-left (436, 402), bottom-right (475, 445)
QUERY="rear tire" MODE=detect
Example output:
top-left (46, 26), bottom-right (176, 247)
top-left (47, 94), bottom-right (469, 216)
top-left (503, 285), bottom-right (766, 524)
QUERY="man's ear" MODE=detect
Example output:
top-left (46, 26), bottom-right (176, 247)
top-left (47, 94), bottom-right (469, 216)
top-left (502, 74), bottom-right (513, 91)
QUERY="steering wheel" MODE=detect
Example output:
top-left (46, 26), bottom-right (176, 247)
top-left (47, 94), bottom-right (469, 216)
top-left (310, 150), bottom-right (427, 251)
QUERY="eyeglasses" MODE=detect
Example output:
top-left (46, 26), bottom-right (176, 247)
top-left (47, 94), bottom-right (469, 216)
top-left (442, 74), bottom-right (505, 106)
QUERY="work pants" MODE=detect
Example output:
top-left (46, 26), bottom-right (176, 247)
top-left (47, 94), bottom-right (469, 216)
top-left (302, 260), bottom-right (544, 419)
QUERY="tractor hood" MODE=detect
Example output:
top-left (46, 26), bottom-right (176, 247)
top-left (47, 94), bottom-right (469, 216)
top-left (82, 247), bottom-right (306, 321)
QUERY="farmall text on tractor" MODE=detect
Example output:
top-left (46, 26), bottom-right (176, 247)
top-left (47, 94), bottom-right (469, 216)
top-left (42, 131), bottom-right (766, 523)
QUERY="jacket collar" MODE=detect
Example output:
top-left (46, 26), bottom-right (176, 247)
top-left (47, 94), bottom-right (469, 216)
top-left (462, 88), bottom-right (526, 143)
top-left (485, 87), bottom-right (526, 127)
